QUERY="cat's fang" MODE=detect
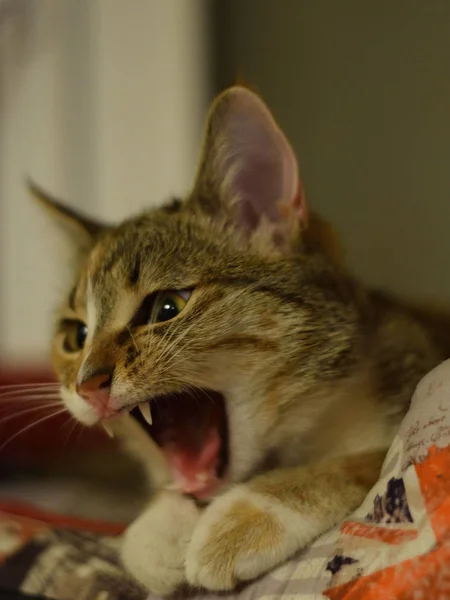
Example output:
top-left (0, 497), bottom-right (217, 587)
top-left (101, 422), bottom-right (114, 438)
top-left (139, 402), bottom-right (153, 425)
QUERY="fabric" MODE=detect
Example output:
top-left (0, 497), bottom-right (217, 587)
top-left (2, 358), bottom-right (450, 599)
top-left (0, 504), bottom-right (141, 600)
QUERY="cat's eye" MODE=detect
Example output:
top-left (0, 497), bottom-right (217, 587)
top-left (62, 320), bottom-right (88, 353)
top-left (151, 290), bottom-right (191, 323)
top-left (131, 289), bottom-right (192, 328)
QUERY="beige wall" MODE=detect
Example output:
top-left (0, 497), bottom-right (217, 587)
top-left (0, 0), bottom-right (208, 363)
top-left (216, 1), bottom-right (450, 301)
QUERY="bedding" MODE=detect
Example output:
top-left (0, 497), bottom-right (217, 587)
top-left (1, 358), bottom-right (450, 599)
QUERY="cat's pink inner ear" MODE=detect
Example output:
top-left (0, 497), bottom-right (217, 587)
top-left (216, 87), bottom-right (306, 232)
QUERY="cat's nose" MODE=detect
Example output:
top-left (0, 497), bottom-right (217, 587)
top-left (76, 368), bottom-right (114, 416)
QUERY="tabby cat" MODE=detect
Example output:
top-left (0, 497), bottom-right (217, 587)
top-left (32, 86), bottom-right (450, 594)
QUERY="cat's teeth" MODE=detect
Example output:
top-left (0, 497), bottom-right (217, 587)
top-left (139, 402), bottom-right (153, 425)
top-left (102, 422), bottom-right (114, 438)
top-left (196, 472), bottom-right (209, 483)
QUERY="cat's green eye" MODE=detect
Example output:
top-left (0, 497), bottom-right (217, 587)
top-left (151, 290), bottom-right (191, 324)
top-left (62, 321), bottom-right (88, 353)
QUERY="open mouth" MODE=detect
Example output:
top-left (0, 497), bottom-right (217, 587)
top-left (129, 390), bottom-right (229, 500)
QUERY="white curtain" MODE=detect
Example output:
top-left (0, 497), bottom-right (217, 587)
top-left (0, 0), bottom-right (209, 364)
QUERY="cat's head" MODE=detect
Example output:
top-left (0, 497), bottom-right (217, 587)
top-left (33, 87), bottom-right (359, 500)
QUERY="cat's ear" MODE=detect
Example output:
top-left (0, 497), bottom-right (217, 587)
top-left (191, 86), bottom-right (307, 249)
top-left (27, 179), bottom-right (106, 252)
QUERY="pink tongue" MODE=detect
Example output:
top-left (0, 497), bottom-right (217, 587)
top-left (164, 425), bottom-right (221, 495)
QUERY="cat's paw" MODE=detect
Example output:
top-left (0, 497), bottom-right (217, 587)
top-left (186, 486), bottom-right (309, 591)
top-left (121, 491), bottom-right (200, 596)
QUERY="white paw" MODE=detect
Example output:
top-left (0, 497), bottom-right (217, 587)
top-left (186, 486), bottom-right (312, 591)
top-left (121, 491), bottom-right (200, 596)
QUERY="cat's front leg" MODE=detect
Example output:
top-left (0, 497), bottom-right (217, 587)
top-left (121, 490), bottom-right (200, 596)
top-left (186, 451), bottom-right (384, 591)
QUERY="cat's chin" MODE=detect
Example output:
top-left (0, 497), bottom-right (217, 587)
top-left (129, 389), bottom-right (230, 500)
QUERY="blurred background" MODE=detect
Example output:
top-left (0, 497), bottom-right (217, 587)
top-left (2, 0), bottom-right (450, 366)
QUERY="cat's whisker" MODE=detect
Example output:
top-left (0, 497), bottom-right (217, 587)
top-left (156, 321), bottom-right (196, 367)
top-left (0, 392), bottom-right (58, 401)
top-left (0, 382), bottom-right (58, 392)
top-left (127, 325), bottom-right (139, 352)
top-left (0, 394), bottom-right (61, 405)
top-left (200, 389), bottom-right (220, 409)
top-left (0, 402), bottom-right (63, 425)
top-left (163, 311), bottom-right (211, 357)
top-left (159, 334), bottom-right (200, 371)
top-left (0, 397), bottom-right (61, 410)
top-left (145, 317), bottom-right (174, 359)
top-left (147, 296), bottom-right (204, 360)
top-left (0, 400), bottom-right (61, 413)
top-left (184, 382), bottom-right (218, 407)
top-left (0, 407), bottom-right (67, 452)
top-left (182, 386), bottom-right (203, 409)
top-left (155, 290), bottom-right (242, 367)
top-left (0, 388), bottom-right (60, 400)
top-left (61, 415), bottom-right (80, 451)
top-left (155, 316), bottom-right (206, 369)
top-left (0, 385), bottom-right (60, 394)
top-left (75, 421), bottom-right (86, 446)
top-left (161, 299), bottom-right (242, 369)
top-left (159, 340), bottom-right (189, 369)
top-left (0, 388), bottom-right (60, 397)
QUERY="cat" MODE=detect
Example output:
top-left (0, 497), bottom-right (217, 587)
top-left (30, 86), bottom-right (450, 595)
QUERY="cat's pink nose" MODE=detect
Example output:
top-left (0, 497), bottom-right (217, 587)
top-left (76, 370), bottom-right (115, 417)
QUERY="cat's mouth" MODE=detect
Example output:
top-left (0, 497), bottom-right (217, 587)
top-left (129, 390), bottom-right (229, 500)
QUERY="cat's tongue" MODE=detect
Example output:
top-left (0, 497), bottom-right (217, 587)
top-left (164, 426), bottom-right (221, 498)
top-left (157, 398), bottom-right (223, 499)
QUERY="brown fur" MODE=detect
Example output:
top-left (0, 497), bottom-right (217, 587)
top-left (31, 86), bottom-right (450, 593)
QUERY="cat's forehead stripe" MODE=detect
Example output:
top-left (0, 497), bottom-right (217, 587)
top-left (129, 254), bottom-right (141, 286)
top-left (65, 275), bottom-right (88, 317)
top-left (89, 233), bottom-right (143, 290)
top-left (68, 287), bottom-right (76, 311)
top-left (86, 257), bottom-right (138, 332)
top-left (101, 240), bottom-right (129, 274)
top-left (85, 279), bottom-right (97, 344)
